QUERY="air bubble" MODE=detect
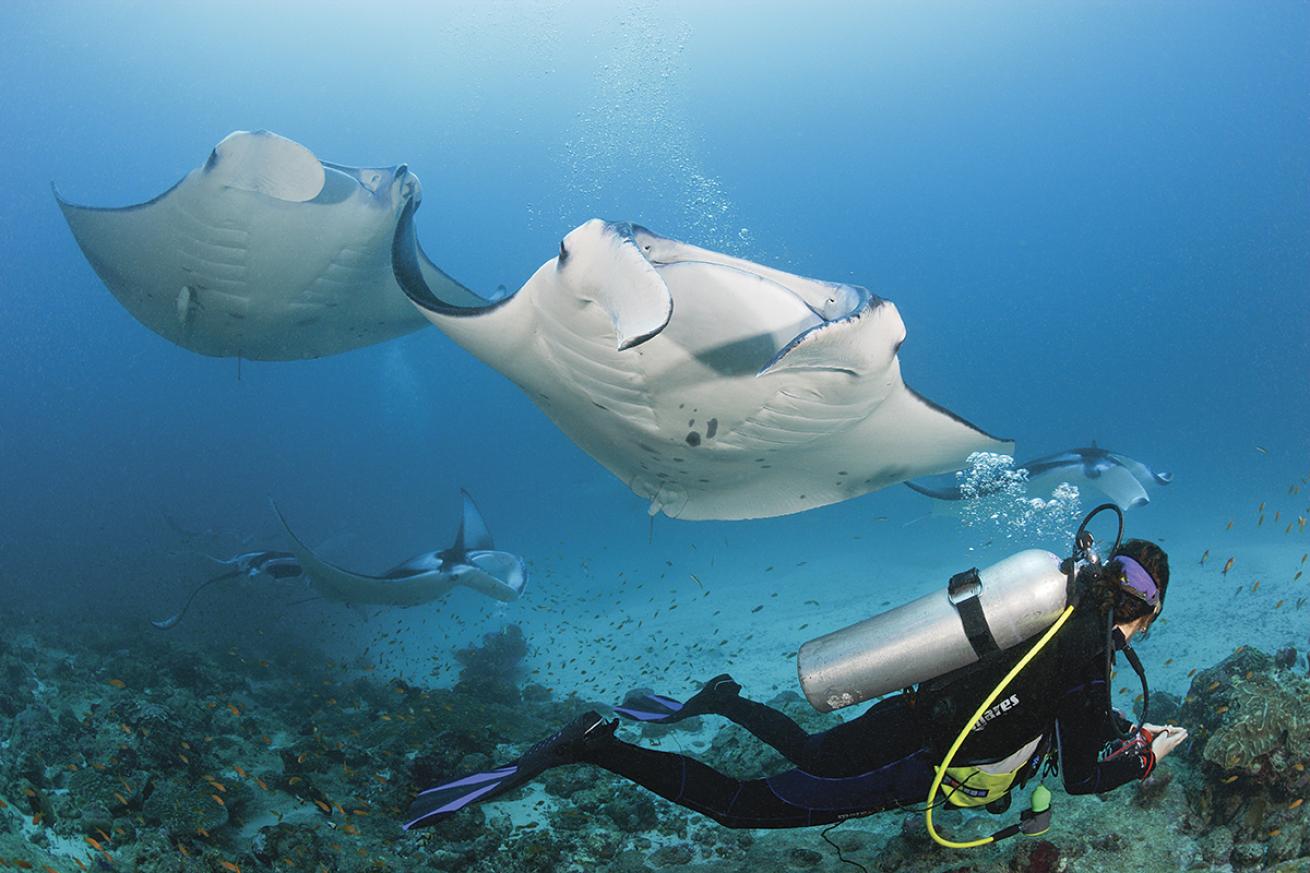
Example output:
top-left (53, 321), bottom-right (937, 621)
top-left (956, 453), bottom-right (1082, 545)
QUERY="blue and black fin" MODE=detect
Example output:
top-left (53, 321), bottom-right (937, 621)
top-left (403, 710), bottom-right (614, 830)
top-left (613, 674), bottom-right (741, 724)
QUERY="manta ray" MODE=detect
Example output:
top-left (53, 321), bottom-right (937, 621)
top-left (906, 445), bottom-right (1173, 510)
top-left (54, 130), bottom-right (485, 360)
top-left (392, 209), bottom-right (1013, 520)
top-left (151, 490), bottom-right (526, 628)
top-left (273, 489), bottom-right (527, 607)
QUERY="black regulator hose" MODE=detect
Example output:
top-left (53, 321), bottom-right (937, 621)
top-left (1073, 502), bottom-right (1124, 562)
top-left (1120, 639), bottom-right (1150, 735)
top-left (1105, 615), bottom-right (1151, 740)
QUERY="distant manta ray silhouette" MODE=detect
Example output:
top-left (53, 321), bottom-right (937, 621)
top-left (905, 444), bottom-right (1172, 510)
top-left (151, 490), bottom-right (526, 629)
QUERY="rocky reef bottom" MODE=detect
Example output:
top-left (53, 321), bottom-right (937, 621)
top-left (0, 618), bottom-right (1306, 873)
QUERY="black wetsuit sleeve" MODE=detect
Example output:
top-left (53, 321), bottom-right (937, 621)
top-left (1055, 676), bottom-right (1153, 795)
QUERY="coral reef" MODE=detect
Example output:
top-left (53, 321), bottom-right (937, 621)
top-left (1179, 646), bottom-right (1310, 868)
top-left (454, 624), bottom-right (529, 704)
top-left (0, 621), bottom-right (1307, 872)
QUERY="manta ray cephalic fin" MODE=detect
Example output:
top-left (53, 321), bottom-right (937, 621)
top-left (559, 220), bottom-right (672, 351)
top-left (206, 130), bottom-right (326, 202)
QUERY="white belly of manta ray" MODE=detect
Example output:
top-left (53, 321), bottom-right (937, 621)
top-left (393, 215), bottom-right (1012, 521)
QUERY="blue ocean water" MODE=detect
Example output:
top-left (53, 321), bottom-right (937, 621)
top-left (0, 2), bottom-right (1307, 870)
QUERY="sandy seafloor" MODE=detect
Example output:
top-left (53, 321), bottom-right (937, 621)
top-left (1, 461), bottom-right (1307, 872)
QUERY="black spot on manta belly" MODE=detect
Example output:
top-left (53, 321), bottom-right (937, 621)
top-left (685, 431), bottom-right (701, 447)
top-left (706, 418), bottom-right (718, 439)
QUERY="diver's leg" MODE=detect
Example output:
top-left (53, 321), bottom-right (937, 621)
top-left (619, 674), bottom-right (817, 762)
top-left (582, 737), bottom-right (932, 829)
top-left (715, 695), bottom-right (812, 759)
top-left (719, 693), bottom-right (920, 778)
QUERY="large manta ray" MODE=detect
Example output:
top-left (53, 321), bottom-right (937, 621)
top-left (392, 207), bottom-right (1013, 520)
top-left (54, 130), bottom-right (485, 360)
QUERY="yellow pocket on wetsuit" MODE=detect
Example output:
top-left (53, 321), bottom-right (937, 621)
top-left (938, 766), bottom-right (1021, 808)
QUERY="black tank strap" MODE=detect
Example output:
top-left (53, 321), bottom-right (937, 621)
top-left (948, 568), bottom-right (1000, 658)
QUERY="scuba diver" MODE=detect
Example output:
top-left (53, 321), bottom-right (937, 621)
top-left (404, 506), bottom-right (1188, 847)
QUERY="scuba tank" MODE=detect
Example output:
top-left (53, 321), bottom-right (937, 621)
top-left (797, 549), bottom-right (1071, 712)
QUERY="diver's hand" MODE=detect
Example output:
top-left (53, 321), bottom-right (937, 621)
top-left (1143, 723), bottom-right (1188, 761)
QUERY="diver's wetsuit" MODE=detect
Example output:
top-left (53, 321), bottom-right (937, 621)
top-left (581, 609), bottom-right (1156, 828)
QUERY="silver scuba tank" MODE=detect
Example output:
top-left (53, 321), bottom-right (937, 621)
top-left (796, 549), bottom-right (1070, 712)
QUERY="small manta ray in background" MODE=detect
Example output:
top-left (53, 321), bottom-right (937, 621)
top-left (273, 489), bottom-right (527, 608)
top-left (151, 490), bottom-right (527, 629)
top-left (906, 443), bottom-right (1173, 511)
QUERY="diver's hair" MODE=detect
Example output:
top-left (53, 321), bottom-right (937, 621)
top-left (1109, 539), bottom-right (1170, 624)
